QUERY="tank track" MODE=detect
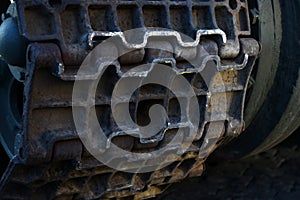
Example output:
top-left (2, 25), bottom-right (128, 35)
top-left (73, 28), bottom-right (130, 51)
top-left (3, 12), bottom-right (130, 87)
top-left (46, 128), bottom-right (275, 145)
top-left (0, 0), bottom-right (259, 199)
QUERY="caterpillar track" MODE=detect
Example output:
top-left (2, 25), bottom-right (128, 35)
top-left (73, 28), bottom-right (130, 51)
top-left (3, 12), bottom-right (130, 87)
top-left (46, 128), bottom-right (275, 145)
top-left (0, 0), bottom-right (298, 199)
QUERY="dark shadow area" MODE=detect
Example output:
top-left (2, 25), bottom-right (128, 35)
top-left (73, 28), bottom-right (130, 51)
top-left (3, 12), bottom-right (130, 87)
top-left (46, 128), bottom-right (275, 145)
top-left (0, 142), bottom-right (9, 176)
top-left (161, 128), bottom-right (300, 200)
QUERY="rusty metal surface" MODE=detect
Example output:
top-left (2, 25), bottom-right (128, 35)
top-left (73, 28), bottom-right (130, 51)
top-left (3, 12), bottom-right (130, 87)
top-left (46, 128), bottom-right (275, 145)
top-left (0, 0), bottom-right (259, 199)
top-left (15, 0), bottom-right (251, 64)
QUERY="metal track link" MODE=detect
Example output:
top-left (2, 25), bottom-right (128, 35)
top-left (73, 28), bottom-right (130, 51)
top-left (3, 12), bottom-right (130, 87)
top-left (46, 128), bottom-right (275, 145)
top-left (0, 0), bottom-right (259, 199)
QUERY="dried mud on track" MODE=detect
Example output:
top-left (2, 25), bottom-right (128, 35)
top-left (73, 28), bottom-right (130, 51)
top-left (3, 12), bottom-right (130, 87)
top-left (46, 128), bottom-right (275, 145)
top-left (161, 130), bottom-right (300, 200)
